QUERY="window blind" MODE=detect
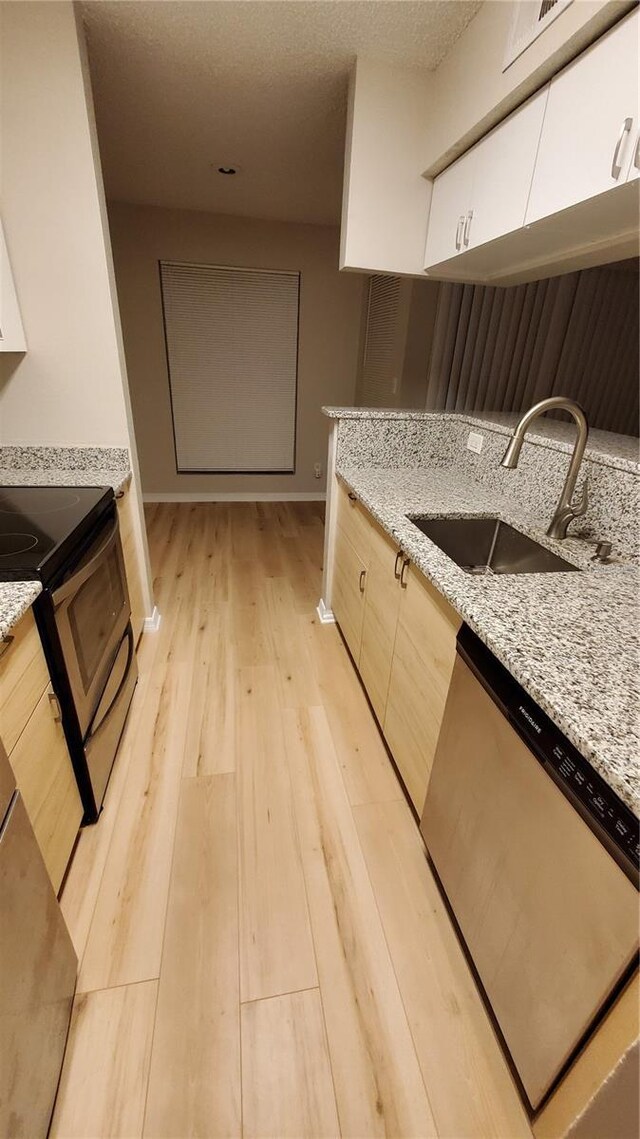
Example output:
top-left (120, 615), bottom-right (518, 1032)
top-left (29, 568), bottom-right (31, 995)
top-left (160, 261), bottom-right (300, 473)
top-left (360, 275), bottom-right (402, 406)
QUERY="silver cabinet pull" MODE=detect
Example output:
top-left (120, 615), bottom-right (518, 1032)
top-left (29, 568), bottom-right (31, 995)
top-left (393, 550), bottom-right (404, 579)
top-left (611, 117), bottom-right (633, 179)
top-left (400, 557), bottom-right (410, 589)
top-left (0, 634), bottom-right (14, 662)
top-left (634, 132), bottom-right (640, 171)
top-left (463, 210), bottom-right (473, 248)
top-left (455, 216), bottom-right (464, 251)
top-left (48, 691), bottom-right (62, 723)
top-left (347, 492), bottom-right (357, 503)
top-left (358, 569), bottom-right (366, 594)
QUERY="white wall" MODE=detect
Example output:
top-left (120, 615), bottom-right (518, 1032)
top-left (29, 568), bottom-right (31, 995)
top-left (0, 2), bottom-right (153, 615)
top-left (108, 201), bottom-right (365, 499)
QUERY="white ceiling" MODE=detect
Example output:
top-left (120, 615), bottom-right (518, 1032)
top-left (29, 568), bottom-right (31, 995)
top-left (81, 1), bottom-right (480, 227)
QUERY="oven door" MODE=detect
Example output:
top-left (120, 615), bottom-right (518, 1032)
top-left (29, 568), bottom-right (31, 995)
top-left (52, 509), bottom-right (130, 738)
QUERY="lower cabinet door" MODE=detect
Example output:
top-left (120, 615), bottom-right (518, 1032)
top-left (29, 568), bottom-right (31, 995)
top-left (332, 523), bottom-right (367, 664)
top-left (9, 685), bottom-right (83, 893)
top-left (359, 525), bottom-right (402, 723)
top-left (384, 564), bottom-right (460, 814)
top-left (117, 487), bottom-right (145, 645)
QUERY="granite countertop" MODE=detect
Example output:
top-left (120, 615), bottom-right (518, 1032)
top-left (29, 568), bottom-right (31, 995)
top-left (323, 407), bottom-right (640, 474)
top-left (0, 446), bottom-right (133, 640)
top-left (336, 464), bottom-right (640, 816)
top-left (0, 581), bottom-right (43, 641)
top-left (0, 445), bottom-right (132, 495)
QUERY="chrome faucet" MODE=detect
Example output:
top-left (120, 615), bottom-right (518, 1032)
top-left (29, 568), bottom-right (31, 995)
top-left (501, 397), bottom-right (589, 540)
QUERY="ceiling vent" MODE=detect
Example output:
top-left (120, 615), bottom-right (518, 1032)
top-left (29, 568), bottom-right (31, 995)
top-left (503, 0), bottom-right (573, 71)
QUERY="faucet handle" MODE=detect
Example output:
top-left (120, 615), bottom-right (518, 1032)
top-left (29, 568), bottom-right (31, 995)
top-left (572, 476), bottom-right (589, 519)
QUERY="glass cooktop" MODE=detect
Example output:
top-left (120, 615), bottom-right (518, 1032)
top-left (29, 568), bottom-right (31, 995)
top-left (0, 486), bottom-right (113, 582)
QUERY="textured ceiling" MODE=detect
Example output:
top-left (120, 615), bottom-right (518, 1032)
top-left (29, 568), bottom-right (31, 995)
top-left (81, 1), bottom-right (481, 226)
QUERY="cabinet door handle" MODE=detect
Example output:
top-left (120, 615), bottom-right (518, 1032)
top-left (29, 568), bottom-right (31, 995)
top-left (611, 117), bottom-right (633, 179)
top-left (0, 634), bottom-right (14, 662)
top-left (393, 550), bottom-right (404, 579)
top-left (359, 569), bottom-right (366, 594)
top-left (348, 492), bottom-right (357, 503)
top-left (463, 210), bottom-right (473, 248)
top-left (455, 216), bottom-right (464, 251)
top-left (48, 691), bottom-right (62, 723)
top-left (634, 132), bottom-right (640, 172)
top-left (400, 558), bottom-right (410, 589)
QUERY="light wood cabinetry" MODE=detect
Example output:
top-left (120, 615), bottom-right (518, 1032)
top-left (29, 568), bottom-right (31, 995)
top-left (384, 565), bottom-right (460, 813)
top-left (117, 484), bottom-right (146, 644)
top-left (526, 7), bottom-right (640, 224)
top-left (331, 479), bottom-right (460, 815)
top-left (0, 610), bottom-right (82, 892)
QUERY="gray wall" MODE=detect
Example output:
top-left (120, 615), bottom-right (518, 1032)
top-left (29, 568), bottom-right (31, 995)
top-left (108, 201), bottom-right (365, 498)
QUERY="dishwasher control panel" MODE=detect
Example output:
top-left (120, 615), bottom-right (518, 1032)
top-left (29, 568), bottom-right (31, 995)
top-left (547, 744), bottom-right (639, 871)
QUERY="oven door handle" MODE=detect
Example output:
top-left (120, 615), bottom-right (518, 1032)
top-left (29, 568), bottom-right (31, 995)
top-left (87, 624), bottom-right (135, 738)
top-left (52, 516), bottom-right (119, 606)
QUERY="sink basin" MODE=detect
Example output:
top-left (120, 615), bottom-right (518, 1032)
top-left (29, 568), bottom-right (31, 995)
top-left (407, 515), bottom-right (580, 575)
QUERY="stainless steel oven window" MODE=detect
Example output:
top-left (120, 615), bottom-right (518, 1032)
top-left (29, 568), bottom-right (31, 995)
top-left (67, 542), bottom-right (126, 692)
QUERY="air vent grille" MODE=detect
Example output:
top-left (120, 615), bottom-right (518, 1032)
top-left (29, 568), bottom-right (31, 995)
top-left (503, 0), bottom-right (573, 71)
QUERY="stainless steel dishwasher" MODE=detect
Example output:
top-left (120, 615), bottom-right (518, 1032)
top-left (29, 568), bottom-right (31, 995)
top-left (421, 625), bottom-right (639, 1112)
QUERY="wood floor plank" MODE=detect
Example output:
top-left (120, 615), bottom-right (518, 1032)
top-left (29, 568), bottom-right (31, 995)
top-left (49, 981), bottom-right (157, 1139)
top-left (60, 671), bottom-right (150, 960)
top-left (284, 705), bottom-right (437, 1139)
top-left (183, 604), bottom-right (236, 776)
top-left (354, 798), bottom-right (533, 1139)
top-left (264, 577), bottom-right (322, 709)
top-left (241, 989), bottom-right (340, 1139)
top-left (143, 774), bottom-right (241, 1138)
top-left (78, 663), bottom-right (191, 992)
top-left (237, 665), bottom-right (317, 1003)
top-left (302, 613), bottom-right (404, 807)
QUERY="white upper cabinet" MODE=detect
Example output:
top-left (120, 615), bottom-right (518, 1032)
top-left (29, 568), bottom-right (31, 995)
top-left (0, 221), bottom-right (26, 352)
top-left (423, 147), bottom-right (475, 269)
top-left (526, 8), bottom-right (640, 224)
top-left (424, 88), bottom-right (547, 271)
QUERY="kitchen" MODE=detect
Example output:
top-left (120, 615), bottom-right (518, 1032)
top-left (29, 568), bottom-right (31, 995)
top-left (0, 1), bottom-right (638, 1137)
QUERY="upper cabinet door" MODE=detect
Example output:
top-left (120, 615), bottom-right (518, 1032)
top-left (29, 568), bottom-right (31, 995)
top-left (526, 8), bottom-right (640, 225)
top-left (0, 221), bottom-right (26, 352)
top-left (423, 147), bottom-right (475, 269)
top-left (467, 88), bottom-right (548, 250)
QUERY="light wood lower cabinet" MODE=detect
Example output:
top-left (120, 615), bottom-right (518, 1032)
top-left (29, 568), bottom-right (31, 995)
top-left (0, 610), bottom-right (82, 893)
top-left (117, 485), bottom-right (146, 645)
top-left (384, 565), bottom-right (460, 814)
top-left (331, 480), bottom-right (461, 815)
top-left (331, 523), bottom-right (368, 663)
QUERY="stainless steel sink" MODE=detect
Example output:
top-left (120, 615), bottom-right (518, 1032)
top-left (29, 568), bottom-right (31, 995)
top-left (407, 515), bottom-right (580, 575)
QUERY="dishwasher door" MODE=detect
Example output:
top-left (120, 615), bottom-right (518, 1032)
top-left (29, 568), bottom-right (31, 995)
top-left (421, 651), bottom-right (639, 1111)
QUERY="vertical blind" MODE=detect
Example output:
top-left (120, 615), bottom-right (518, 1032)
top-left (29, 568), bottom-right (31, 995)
top-left (359, 274), bottom-right (402, 406)
top-left (425, 262), bottom-right (639, 435)
top-left (160, 261), bottom-right (299, 473)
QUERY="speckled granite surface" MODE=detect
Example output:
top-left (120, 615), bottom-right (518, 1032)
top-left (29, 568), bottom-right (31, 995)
top-left (336, 463), bottom-right (640, 816)
top-left (0, 446), bottom-right (131, 495)
top-left (0, 581), bottom-right (42, 641)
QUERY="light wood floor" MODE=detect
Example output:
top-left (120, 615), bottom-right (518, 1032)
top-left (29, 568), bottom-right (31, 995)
top-left (53, 502), bottom-right (532, 1139)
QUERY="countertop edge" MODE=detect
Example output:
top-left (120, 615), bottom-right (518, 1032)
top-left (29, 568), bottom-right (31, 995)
top-left (0, 581), bottom-right (43, 641)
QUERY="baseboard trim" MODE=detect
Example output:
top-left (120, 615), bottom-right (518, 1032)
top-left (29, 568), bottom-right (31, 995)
top-left (316, 599), bottom-right (335, 624)
top-left (143, 491), bottom-right (327, 503)
top-left (143, 606), bottom-right (162, 632)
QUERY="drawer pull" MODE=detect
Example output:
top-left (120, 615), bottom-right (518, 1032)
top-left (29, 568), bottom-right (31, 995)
top-left (400, 558), bottom-right (410, 589)
top-left (348, 492), bottom-right (357, 503)
top-left (48, 691), bottom-right (62, 723)
top-left (0, 634), bottom-right (14, 661)
top-left (611, 117), bottom-right (633, 179)
top-left (359, 569), bottom-right (367, 594)
top-left (394, 550), bottom-right (404, 579)
top-left (115, 489), bottom-right (125, 500)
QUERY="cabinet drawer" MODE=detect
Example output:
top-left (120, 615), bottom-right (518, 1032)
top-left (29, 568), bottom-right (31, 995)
top-left (9, 685), bottom-right (83, 893)
top-left (0, 609), bottom-right (49, 755)
top-left (336, 480), bottom-right (371, 567)
top-left (384, 564), bottom-right (460, 814)
top-left (117, 486), bottom-right (145, 644)
top-left (332, 523), bottom-right (367, 664)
